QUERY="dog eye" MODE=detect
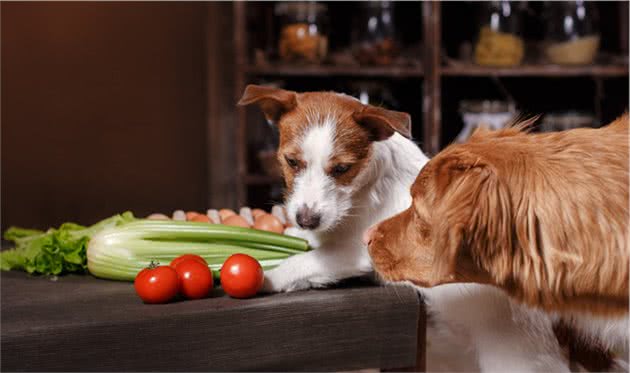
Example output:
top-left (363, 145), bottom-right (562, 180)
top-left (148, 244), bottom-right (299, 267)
top-left (331, 164), bottom-right (351, 177)
top-left (285, 156), bottom-right (299, 170)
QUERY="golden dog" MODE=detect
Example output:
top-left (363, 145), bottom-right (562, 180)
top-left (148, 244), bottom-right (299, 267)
top-left (365, 114), bottom-right (629, 363)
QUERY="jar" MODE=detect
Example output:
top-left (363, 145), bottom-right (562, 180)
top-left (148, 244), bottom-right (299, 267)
top-left (351, 1), bottom-right (400, 66)
top-left (540, 111), bottom-right (595, 132)
top-left (348, 81), bottom-right (399, 109)
top-left (474, 1), bottom-right (524, 67)
top-left (543, 2), bottom-right (600, 65)
top-left (275, 2), bottom-right (329, 64)
top-left (456, 100), bottom-right (518, 143)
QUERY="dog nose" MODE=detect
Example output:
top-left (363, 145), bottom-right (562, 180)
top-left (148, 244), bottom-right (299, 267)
top-left (363, 225), bottom-right (377, 246)
top-left (296, 205), bottom-right (321, 230)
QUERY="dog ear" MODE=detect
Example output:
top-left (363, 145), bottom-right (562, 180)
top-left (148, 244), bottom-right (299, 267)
top-left (430, 154), bottom-right (513, 285)
top-left (353, 105), bottom-right (412, 141)
top-left (237, 85), bottom-right (297, 124)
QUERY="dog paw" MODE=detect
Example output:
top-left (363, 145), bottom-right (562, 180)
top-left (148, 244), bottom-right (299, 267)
top-left (261, 270), bottom-right (310, 293)
top-left (283, 227), bottom-right (321, 249)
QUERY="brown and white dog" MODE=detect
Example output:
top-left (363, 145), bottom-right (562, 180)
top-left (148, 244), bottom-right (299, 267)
top-left (365, 114), bottom-right (629, 370)
top-left (238, 84), bottom-right (426, 291)
top-left (240, 85), bottom-right (575, 372)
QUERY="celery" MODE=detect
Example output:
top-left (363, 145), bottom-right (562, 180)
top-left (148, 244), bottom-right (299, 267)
top-left (87, 219), bottom-right (308, 281)
top-left (2, 213), bottom-right (309, 281)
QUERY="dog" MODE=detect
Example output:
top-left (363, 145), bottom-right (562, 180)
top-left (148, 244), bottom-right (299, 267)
top-left (238, 84), bottom-right (426, 292)
top-left (365, 114), bottom-right (629, 370)
top-left (239, 85), bottom-right (575, 372)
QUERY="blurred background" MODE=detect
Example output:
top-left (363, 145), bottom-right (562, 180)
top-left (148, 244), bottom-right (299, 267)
top-left (2, 1), bottom-right (628, 231)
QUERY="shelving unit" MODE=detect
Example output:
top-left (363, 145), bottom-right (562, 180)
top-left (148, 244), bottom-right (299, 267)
top-left (232, 1), bottom-right (628, 207)
top-left (441, 64), bottom-right (629, 77)
top-left (245, 65), bottom-right (425, 78)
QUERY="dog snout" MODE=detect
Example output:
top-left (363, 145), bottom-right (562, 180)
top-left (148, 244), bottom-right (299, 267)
top-left (363, 225), bottom-right (378, 246)
top-left (296, 205), bottom-right (321, 230)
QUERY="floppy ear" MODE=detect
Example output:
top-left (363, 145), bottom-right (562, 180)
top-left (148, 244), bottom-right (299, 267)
top-left (353, 105), bottom-right (412, 141)
top-left (237, 84), bottom-right (297, 124)
top-left (430, 154), bottom-right (513, 285)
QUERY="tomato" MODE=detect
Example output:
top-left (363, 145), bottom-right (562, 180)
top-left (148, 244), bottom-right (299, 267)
top-left (220, 254), bottom-right (264, 298)
top-left (134, 264), bottom-right (179, 304)
top-left (174, 259), bottom-right (214, 300)
top-left (170, 254), bottom-right (208, 269)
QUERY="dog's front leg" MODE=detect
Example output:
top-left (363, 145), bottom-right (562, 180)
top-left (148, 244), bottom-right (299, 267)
top-left (262, 246), bottom-right (371, 293)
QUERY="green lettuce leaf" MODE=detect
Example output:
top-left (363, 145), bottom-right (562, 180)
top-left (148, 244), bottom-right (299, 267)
top-left (1, 212), bottom-right (135, 276)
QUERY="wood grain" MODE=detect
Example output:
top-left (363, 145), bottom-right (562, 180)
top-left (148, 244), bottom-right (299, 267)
top-left (206, 3), bottom-right (238, 209)
top-left (2, 271), bottom-right (422, 371)
top-left (422, 1), bottom-right (442, 156)
top-left (246, 64), bottom-right (424, 78)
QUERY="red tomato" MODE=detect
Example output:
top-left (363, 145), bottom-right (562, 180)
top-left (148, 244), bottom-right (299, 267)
top-left (220, 254), bottom-right (264, 298)
top-left (134, 264), bottom-right (179, 304)
top-left (174, 259), bottom-right (214, 300)
top-left (170, 254), bottom-right (208, 269)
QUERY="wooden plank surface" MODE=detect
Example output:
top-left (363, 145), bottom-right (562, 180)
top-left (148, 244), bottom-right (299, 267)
top-left (1, 271), bottom-right (422, 371)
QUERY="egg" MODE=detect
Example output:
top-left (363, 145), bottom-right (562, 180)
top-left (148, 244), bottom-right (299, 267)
top-left (147, 213), bottom-right (170, 220)
top-left (271, 205), bottom-right (287, 225)
top-left (190, 214), bottom-right (211, 223)
top-left (239, 207), bottom-right (255, 225)
top-left (219, 209), bottom-right (237, 222)
top-left (206, 209), bottom-right (221, 224)
top-left (222, 214), bottom-right (251, 228)
top-left (186, 211), bottom-right (202, 221)
top-left (172, 210), bottom-right (186, 221)
top-left (253, 214), bottom-right (285, 234)
top-left (252, 208), bottom-right (267, 220)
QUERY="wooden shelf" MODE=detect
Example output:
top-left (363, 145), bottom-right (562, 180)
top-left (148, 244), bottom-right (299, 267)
top-left (244, 174), bottom-right (283, 185)
top-left (232, 2), bottom-right (629, 205)
top-left (245, 64), bottom-right (424, 78)
top-left (441, 63), bottom-right (629, 77)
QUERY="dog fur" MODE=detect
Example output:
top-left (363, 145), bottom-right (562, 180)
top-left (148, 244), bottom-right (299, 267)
top-left (238, 85), bottom-right (584, 372)
top-left (366, 114), bottom-right (629, 367)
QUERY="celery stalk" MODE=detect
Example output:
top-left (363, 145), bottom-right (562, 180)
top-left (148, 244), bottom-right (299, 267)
top-left (87, 219), bottom-right (309, 281)
top-left (2, 213), bottom-right (309, 281)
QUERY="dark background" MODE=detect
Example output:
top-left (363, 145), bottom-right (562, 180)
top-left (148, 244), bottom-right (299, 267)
top-left (2, 2), bottom-right (628, 231)
top-left (2, 2), bottom-right (235, 230)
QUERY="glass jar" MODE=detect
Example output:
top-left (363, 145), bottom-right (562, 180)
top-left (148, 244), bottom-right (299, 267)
top-left (275, 2), bottom-right (329, 64)
top-left (474, 1), bottom-right (524, 67)
top-left (348, 81), bottom-right (399, 110)
top-left (543, 2), bottom-right (600, 65)
top-left (540, 111), bottom-right (595, 132)
top-left (351, 1), bottom-right (400, 66)
top-left (456, 100), bottom-right (518, 143)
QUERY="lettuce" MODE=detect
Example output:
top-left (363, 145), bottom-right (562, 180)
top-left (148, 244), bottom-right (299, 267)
top-left (1, 212), bottom-right (135, 276)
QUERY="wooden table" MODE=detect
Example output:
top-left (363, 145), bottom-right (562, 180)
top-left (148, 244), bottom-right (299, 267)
top-left (1, 271), bottom-right (425, 371)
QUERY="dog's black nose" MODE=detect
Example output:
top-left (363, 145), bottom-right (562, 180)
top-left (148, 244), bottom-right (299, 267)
top-left (296, 206), bottom-right (321, 230)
